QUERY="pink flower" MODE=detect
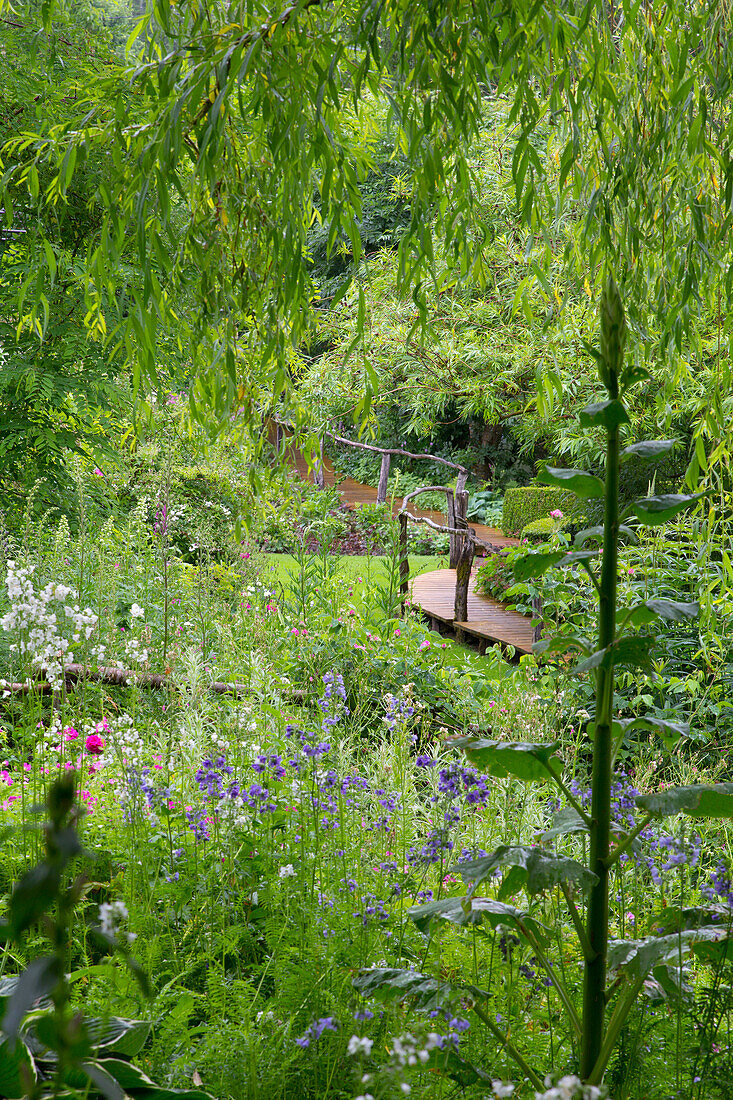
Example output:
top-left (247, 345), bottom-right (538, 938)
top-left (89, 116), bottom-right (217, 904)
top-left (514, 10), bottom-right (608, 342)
top-left (418, 640), bottom-right (430, 652)
top-left (550, 509), bottom-right (563, 519)
top-left (394, 628), bottom-right (401, 637)
top-left (93, 467), bottom-right (104, 477)
top-left (85, 733), bottom-right (105, 756)
top-left (64, 726), bottom-right (79, 742)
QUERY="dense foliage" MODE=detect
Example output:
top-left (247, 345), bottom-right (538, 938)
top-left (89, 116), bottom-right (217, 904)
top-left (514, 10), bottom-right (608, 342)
top-left (1, 0), bottom-right (733, 1097)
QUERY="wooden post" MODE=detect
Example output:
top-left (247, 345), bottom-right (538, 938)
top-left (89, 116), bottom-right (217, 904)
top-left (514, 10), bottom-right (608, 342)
top-left (399, 513), bottom-right (410, 613)
top-left (455, 488), bottom-right (469, 528)
top-left (314, 440), bottom-right (325, 489)
top-left (453, 530), bottom-right (474, 628)
top-left (447, 492), bottom-right (457, 566)
top-left (377, 452), bottom-right (391, 503)
top-left (532, 594), bottom-right (543, 644)
top-left (453, 488), bottom-right (473, 639)
top-left (449, 488), bottom-right (469, 568)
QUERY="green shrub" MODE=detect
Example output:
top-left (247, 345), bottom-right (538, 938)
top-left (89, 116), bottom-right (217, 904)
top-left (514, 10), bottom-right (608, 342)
top-left (502, 486), bottom-right (576, 535)
top-left (521, 516), bottom-right (558, 543)
top-left (521, 516), bottom-right (578, 543)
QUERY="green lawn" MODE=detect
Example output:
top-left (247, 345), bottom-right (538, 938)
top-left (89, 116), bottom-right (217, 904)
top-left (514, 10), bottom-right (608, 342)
top-left (260, 551), bottom-right (448, 590)
top-left (260, 551), bottom-right (497, 669)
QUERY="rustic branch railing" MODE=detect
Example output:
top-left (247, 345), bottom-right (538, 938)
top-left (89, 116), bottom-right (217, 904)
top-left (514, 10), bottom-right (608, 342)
top-left (271, 417), bottom-right (468, 502)
top-left (273, 417), bottom-right (541, 645)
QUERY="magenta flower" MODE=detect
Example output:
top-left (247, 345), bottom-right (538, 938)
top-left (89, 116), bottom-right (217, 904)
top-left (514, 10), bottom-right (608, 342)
top-left (85, 733), bottom-right (105, 756)
top-left (550, 509), bottom-right (563, 519)
top-left (64, 726), bottom-right (79, 742)
top-left (94, 468), bottom-right (104, 477)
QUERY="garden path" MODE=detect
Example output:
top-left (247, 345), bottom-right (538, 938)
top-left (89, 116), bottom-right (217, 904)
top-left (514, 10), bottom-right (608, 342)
top-left (289, 449), bottom-right (518, 548)
top-left (290, 450), bottom-right (534, 656)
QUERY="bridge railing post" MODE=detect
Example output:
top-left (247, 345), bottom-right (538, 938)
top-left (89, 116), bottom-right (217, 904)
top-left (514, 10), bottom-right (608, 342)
top-left (453, 490), bottom-right (473, 629)
top-left (377, 453), bottom-right (391, 503)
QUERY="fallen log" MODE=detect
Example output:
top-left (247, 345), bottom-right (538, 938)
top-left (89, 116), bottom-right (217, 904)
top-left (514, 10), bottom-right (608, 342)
top-left (1, 664), bottom-right (305, 701)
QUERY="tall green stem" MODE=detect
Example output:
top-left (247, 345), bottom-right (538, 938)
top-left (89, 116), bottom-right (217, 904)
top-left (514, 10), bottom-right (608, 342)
top-left (580, 380), bottom-right (620, 1078)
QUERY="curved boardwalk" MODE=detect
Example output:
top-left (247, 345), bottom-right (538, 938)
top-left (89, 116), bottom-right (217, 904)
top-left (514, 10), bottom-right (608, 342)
top-left (288, 447), bottom-right (534, 655)
top-left (410, 570), bottom-right (535, 656)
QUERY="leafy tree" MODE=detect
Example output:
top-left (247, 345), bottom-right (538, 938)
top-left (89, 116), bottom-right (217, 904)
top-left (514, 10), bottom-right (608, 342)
top-left (0, 6), bottom-right (134, 502)
top-left (4, 2), bottom-right (733, 1081)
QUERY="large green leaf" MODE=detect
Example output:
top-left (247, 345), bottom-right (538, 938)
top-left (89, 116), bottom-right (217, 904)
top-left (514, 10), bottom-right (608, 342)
top-left (692, 937), bottom-right (733, 966)
top-left (98, 1057), bottom-right (215, 1098)
top-left (540, 807), bottom-right (588, 841)
top-left (575, 523), bottom-right (639, 547)
top-left (578, 399), bottom-right (630, 430)
top-left (353, 967), bottom-right (466, 1011)
top-left (532, 634), bottom-right (591, 658)
top-left (0, 1037), bottom-right (36, 1098)
top-left (619, 715), bottom-right (689, 747)
top-left (628, 599), bottom-right (699, 626)
top-left (609, 928), bottom-right (732, 979)
top-left (513, 550), bottom-right (565, 581)
top-left (629, 493), bottom-right (704, 525)
top-left (650, 905), bottom-right (731, 934)
top-left (636, 784), bottom-right (733, 819)
top-left (0, 957), bottom-right (62, 1037)
top-left (514, 548), bottom-right (597, 581)
top-left (7, 864), bottom-right (62, 937)
top-left (572, 636), bottom-right (654, 675)
top-left (408, 896), bottom-right (548, 942)
top-left (79, 1061), bottom-right (126, 1100)
top-left (537, 466), bottom-right (605, 499)
top-left (455, 737), bottom-right (563, 781)
top-left (88, 1017), bottom-right (151, 1058)
top-left (422, 1046), bottom-right (492, 1087)
top-left (621, 440), bottom-right (676, 461)
top-left (454, 846), bottom-right (596, 898)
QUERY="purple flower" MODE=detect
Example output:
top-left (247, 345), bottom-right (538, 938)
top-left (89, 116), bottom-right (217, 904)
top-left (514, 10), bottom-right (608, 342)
top-left (295, 1016), bottom-right (338, 1048)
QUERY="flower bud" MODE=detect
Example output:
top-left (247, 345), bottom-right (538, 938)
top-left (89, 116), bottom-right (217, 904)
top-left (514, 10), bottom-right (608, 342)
top-left (600, 273), bottom-right (626, 391)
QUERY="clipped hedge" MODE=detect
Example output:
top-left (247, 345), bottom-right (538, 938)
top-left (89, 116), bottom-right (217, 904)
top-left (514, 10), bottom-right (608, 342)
top-left (521, 517), bottom-right (560, 543)
top-left (502, 486), bottom-right (576, 536)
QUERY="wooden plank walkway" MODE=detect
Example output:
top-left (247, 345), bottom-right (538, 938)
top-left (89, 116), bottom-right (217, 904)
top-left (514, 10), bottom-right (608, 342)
top-left (410, 569), bottom-right (535, 655)
top-left (285, 442), bottom-right (534, 655)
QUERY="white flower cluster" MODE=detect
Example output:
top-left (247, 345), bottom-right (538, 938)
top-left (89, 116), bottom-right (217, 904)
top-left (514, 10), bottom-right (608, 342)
top-left (353, 1028), bottom-right (444, 1100)
top-left (124, 637), bottom-right (149, 666)
top-left (99, 899), bottom-right (136, 943)
top-left (0, 562), bottom-right (97, 689)
top-left (534, 1076), bottom-right (606, 1100)
top-left (106, 714), bottom-right (146, 768)
top-left (348, 1036), bottom-right (373, 1056)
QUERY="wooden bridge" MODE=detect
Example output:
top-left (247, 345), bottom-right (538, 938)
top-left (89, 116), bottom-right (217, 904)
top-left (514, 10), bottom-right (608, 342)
top-left (410, 569), bottom-right (535, 656)
top-left (285, 438), bottom-right (535, 656)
